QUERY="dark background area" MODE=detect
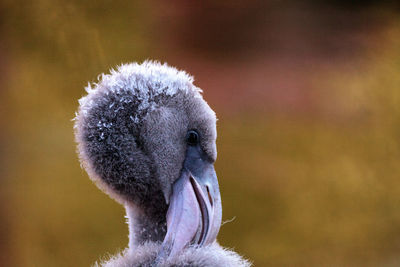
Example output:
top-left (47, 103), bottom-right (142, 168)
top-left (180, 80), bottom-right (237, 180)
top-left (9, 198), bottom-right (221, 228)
top-left (1, 0), bottom-right (400, 266)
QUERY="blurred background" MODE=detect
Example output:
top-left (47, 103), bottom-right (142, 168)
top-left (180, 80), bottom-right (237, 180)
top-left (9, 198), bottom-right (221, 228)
top-left (1, 0), bottom-right (400, 266)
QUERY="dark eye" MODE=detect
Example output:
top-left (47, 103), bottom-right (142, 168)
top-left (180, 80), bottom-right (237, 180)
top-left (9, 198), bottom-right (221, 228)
top-left (186, 130), bottom-right (199, 146)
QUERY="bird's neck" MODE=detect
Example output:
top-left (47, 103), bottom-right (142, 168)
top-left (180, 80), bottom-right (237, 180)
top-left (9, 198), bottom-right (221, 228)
top-left (125, 203), bottom-right (167, 250)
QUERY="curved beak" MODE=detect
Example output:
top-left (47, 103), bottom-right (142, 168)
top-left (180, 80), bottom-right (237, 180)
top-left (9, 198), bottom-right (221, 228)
top-left (156, 145), bottom-right (222, 262)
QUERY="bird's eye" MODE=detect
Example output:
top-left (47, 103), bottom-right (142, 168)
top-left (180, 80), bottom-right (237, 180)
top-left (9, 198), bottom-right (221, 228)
top-left (186, 130), bottom-right (199, 146)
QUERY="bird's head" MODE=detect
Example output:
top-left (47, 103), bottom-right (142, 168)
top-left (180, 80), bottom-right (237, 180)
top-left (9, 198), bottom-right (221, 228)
top-left (74, 61), bottom-right (222, 260)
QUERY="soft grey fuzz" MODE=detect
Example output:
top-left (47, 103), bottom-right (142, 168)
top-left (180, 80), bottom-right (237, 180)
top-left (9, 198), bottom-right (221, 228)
top-left (74, 61), bottom-right (250, 266)
top-left (96, 242), bottom-right (251, 267)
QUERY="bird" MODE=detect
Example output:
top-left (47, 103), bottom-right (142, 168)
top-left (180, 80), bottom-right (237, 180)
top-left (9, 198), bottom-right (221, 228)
top-left (74, 61), bottom-right (251, 267)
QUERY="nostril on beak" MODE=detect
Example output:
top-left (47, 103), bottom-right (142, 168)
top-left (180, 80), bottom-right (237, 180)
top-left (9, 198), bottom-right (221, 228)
top-left (206, 186), bottom-right (213, 207)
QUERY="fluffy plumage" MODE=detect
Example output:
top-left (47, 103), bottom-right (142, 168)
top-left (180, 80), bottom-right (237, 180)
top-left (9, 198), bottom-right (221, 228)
top-left (74, 61), bottom-right (250, 266)
top-left (97, 242), bottom-right (250, 267)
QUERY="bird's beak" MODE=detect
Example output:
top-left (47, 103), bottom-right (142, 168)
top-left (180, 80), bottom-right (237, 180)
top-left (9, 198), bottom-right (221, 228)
top-left (156, 146), bottom-right (222, 262)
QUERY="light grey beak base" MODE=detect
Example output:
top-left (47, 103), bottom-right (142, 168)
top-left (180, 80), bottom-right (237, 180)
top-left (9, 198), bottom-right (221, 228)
top-left (155, 146), bottom-right (222, 263)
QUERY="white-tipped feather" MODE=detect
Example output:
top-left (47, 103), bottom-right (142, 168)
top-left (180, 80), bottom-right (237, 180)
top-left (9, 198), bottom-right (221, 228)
top-left (96, 242), bottom-right (251, 267)
top-left (78, 60), bottom-right (202, 124)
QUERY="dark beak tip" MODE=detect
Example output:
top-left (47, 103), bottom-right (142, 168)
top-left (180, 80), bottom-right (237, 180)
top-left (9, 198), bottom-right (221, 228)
top-left (158, 168), bottom-right (222, 261)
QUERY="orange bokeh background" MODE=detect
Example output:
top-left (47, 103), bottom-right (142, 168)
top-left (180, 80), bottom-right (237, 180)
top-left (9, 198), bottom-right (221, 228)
top-left (1, 1), bottom-right (400, 266)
